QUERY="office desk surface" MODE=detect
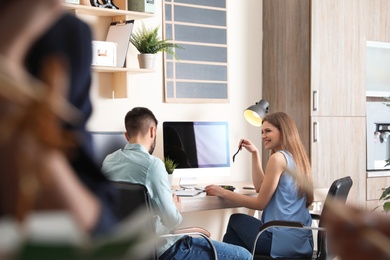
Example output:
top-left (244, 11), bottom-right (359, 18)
top-left (173, 182), bottom-right (329, 213)
top-left (174, 182), bottom-right (257, 213)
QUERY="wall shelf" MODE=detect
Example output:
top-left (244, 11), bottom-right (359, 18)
top-left (63, 2), bottom-right (155, 98)
top-left (64, 4), bottom-right (154, 19)
top-left (93, 66), bottom-right (154, 73)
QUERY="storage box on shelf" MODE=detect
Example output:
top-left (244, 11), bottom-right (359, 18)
top-left (64, 0), bottom-right (80, 4)
top-left (128, 0), bottom-right (155, 13)
top-left (92, 40), bottom-right (117, 67)
top-left (64, 2), bottom-right (154, 98)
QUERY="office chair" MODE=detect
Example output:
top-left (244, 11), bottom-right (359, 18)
top-left (111, 181), bottom-right (217, 259)
top-left (252, 176), bottom-right (353, 260)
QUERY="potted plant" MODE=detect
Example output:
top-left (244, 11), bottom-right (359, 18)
top-left (164, 157), bottom-right (178, 175)
top-left (163, 157), bottom-right (178, 186)
top-left (130, 23), bottom-right (183, 69)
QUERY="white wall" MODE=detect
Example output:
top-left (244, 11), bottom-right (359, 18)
top-left (87, 0), bottom-right (263, 240)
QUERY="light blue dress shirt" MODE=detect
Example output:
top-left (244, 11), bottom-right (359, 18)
top-left (261, 150), bottom-right (313, 258)
top-left (101, 143), bottom-right (183, 257)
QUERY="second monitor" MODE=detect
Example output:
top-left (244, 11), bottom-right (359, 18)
top-left (163, 121), bottom-right (231, 186)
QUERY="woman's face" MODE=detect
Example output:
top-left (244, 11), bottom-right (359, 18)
top-left (261, 121), bottom-right (282, 151)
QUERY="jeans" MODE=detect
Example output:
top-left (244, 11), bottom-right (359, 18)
top-left (222, 213), bottom-right (272, 255)
top-left (159, 235), bottom-right (252, 260)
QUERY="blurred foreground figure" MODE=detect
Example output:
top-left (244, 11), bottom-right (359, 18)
top-left (323, 201), bottom-right (390, 260)
top-left (0, 0), bottom-right (117, 235)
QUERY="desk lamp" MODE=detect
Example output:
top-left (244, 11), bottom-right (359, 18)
top-left (243, 99), bottom-right (269, 127)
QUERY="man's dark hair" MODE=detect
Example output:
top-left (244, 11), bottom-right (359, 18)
top-left (124, 107), bottom-right (158, 138)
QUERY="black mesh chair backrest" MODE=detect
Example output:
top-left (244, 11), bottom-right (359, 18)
top-left (111, 181), bottom-right (157, 259)
top-left (316, 176), bottom-right (353, 260)
top-left (111, 181), bottom-right (151, 221)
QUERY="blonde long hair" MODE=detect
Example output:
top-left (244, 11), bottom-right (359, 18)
top-left (263, 112), bottom-right (313, 206)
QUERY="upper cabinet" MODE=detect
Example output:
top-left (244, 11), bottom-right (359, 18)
top-left (263, 0), bottom-right (367, 148)
top-left (365, 0), bottom-right (390, 42)
top-left (311, 0), bottom-right (366, 117)
top-left (263, 0), bottom-right (366, 117)
top-left (64, 1), bottom-right (154, 98)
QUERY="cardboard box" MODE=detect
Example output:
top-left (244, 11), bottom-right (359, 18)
top-left (91, 41), bottom-right (117, 67)
top-left (128, 0), bottom-right (155, 13)
top-left (64, 0), bottom-right (80, 4)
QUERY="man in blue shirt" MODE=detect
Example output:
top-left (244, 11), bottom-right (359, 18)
top-left (102, 107), bottom-right (252, 259)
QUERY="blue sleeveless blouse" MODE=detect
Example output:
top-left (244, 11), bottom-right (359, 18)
top-left (261, 150), bottom-right (313, 258)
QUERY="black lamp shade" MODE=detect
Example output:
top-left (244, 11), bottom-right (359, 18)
top-left (244, 99), bottom-right (269, 127)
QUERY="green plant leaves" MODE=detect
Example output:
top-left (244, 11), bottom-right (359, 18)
top-left (380, 186), bottom-right (390, 200)
top-left (385, 158), bottom-right (390, 167)
top-left (384, 202), bottom-right (390, 213)
top-left (163, 157), bottom-right (178, 174)
top-left (377, 186), bottom-right (390, 213)
top-left (130, 23), bottom-right (184, 60)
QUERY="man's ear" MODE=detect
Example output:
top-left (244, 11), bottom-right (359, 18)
top-left (150, 126), bottom-right (156, 139)
top-left (124, 132), bottom-right (130, 142)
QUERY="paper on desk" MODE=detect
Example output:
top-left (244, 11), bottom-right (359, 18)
top-left (173, 190), bottom-right (202, 197)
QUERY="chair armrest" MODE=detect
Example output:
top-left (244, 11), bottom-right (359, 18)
top-left (259, 220), bottom-right (305, 232)
top-left (172, 227), bottom-right (211, 237)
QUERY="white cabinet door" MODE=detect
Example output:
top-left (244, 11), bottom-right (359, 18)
top-left (311, 0), bottom-right (366, 117)
top-left (311, 116), bottom-right (366, 206)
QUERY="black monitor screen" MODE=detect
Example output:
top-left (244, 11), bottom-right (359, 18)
top-left (163, 121), bottom-right (230, 169)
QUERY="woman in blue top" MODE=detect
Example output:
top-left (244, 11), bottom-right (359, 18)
top-left (205, 112), bottom-right (314, 258)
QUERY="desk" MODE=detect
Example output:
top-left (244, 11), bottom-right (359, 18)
top-left (174, 182), bottom-right (329, 213)
top-left (175, 182), bottom-right (257, 213)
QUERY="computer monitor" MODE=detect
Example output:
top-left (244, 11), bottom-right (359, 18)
top-left (89, 131), bottom-right (128, 167)
top-left (163, 121), bottom-right (231, 186)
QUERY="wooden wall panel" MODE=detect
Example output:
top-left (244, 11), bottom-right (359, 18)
top-left (365, 0), bottom-right (390, 42)
top-left (262, 0), bottom-right (311, 166)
